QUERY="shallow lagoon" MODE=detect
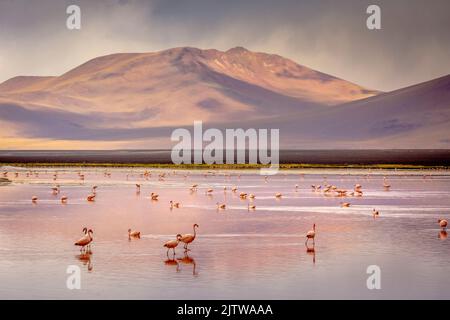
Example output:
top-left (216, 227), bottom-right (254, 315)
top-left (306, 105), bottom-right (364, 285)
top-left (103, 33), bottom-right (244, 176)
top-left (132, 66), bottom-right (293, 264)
top-left (0, 167), bottom-right (449, 299)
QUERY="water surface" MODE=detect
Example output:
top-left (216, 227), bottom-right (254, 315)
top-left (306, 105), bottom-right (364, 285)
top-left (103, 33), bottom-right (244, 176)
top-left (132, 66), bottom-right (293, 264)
top-left (0, 167), bottom-right (449, 299)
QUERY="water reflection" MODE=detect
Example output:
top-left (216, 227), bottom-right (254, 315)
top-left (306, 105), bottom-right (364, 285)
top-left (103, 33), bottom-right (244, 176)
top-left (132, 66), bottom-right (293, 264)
top-left (177, 252), bottom-right (198, 276)
top-left (164, 255), bottom-right (180, 272)
top-left (76, 248), bottom-right (93, 272)
top-left (2, 168), bottom-right (450, 299)
top-left (305, 244), bottom-right (316, 265)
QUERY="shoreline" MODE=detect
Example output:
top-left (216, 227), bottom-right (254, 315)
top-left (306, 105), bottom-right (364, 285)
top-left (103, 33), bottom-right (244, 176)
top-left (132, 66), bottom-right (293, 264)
top-left (1, 162), bottom-right (448, 170)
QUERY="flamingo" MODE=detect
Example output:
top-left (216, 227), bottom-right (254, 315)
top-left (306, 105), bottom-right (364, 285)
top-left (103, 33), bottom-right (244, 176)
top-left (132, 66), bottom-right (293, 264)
top-left (31, 196), bottom-right (38, 203)
top-left (180, 224), bottom-right (199, 251)
top-left (170, 200), bottom-right (181, 209)
top-left (74, 229), bottom-right (93, 252)
top-left (341, 202), bottom-right (351, 207)
top-left (248, 204), bottom-right (256, 210)
top-left (51, 186), bottom-right (60, 194)
top-left (231, 186), bottom-right (238, 192)
top-left (249, 194), bottom-right (255, 199)
top-left (163, 234), bottom-right (182, 255)
top-left (438, 219), bottom-right (448, 230)
top-left (275, 193), bottom-right (282, 198)
top-left (305, 224), bottom-right (316, 245)
top-left (239, 192), bottom-right (248, 199)
top-left (61, 196), bottom-right (68, 203)
top-left (205, 188), bottom-right (213, 195)
top-left (87, 194), bottom-right (96, 202)
top-left (128, 229), bottom-right (141, 239)
top-left (151, 192), bottom-right (159, 200)
top-left (216, 203), bottom-right (226, 210)
top-left (136, 184), bottom-right (141, 191)
top-left (372, 209), bottom-right (379, 217)
top-left (383, 177), bottom-right (391, 190)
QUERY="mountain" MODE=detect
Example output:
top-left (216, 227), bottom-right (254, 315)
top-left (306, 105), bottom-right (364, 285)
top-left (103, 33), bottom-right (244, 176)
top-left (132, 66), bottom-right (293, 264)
top-left (0, 47), bottom-right (448, 149)
top-left (267, 74), bottom-right (450, 148)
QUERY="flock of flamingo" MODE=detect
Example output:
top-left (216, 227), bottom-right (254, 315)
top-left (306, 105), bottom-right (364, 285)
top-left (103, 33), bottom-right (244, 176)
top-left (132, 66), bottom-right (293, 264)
top-left (2, 169), bottom-right (449, 261)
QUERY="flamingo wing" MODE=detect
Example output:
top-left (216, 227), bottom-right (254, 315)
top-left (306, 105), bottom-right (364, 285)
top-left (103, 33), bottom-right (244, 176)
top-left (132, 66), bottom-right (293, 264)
top-left (180, 234), bottom-right (194, 243)
top-left (75, 234), bottom-right (91, 246)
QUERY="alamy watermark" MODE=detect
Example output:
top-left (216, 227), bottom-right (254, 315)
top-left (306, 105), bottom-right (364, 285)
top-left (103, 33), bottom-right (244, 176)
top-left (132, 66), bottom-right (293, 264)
top-left (366, 265), bottom-right (381, 290)
top-left (66, 5), bottom-right (81, 30)
top-left (66, 265), bottom-right (81, 290)
top-left (171, 121), bottom-right (279, 175)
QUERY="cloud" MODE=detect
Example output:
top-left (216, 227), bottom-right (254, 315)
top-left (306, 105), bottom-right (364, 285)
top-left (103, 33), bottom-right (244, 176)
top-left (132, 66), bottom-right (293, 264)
top-left (0, 0), bottom-right (449, 91)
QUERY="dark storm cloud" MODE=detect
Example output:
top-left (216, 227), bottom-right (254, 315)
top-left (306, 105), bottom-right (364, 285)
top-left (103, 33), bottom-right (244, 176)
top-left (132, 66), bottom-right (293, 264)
top-left (0, 0), bottom-right (449, 91)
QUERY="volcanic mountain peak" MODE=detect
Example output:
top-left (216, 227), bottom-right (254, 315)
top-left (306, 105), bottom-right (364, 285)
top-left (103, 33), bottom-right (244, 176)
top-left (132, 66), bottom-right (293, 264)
top-left (0, 46), bottom-right (377, 105)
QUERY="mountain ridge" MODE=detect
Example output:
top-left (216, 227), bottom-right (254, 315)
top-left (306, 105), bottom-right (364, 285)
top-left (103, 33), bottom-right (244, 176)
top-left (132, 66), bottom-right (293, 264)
top-left (0, 47), bottom-right (448, 149)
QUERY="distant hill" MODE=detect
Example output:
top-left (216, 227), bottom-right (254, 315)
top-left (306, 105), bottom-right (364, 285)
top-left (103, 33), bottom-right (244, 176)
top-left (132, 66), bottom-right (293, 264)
top-left (0, 47), bottom-right (448, 149)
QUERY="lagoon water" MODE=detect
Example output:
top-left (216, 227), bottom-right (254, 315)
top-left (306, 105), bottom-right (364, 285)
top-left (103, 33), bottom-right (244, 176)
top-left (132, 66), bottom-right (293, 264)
top-left (0, 167), bottom-right (449, 299)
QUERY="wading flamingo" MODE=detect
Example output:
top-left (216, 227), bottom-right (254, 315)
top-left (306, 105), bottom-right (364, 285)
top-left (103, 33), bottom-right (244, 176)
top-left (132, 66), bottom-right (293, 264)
top-left (31, 196), bottom-right (38, 203)
top-left (438, 219), bottom-right (448, 230)
top-left (87, 194), bottom-right (96, 202)
top-left (170, 200), bottom-right (181, 209)
top-left (216, 203), bottom-right (226, 210)
top-left (128, 229), bottom-right (141, 239)
top-left (341, 202), bottom-right (351, 207)
top-left (61, 196), bottom-right (68, 203)
top-left (151, 192), bottom-right (159, 200)
top-left (275, 193), bottom-right (282, 198)
top-left (75, 229), bottom-right (93, 252)
top-left (163, 234), bottom-right (183, 255)
top-left (180, 224), bottom-right (199, 251)
top-left (383, 177), bottom-right (391, 190)
top-left (305, 224), bottom-right (316, 245)
top-left (373, 209), bottom-right (380, 217)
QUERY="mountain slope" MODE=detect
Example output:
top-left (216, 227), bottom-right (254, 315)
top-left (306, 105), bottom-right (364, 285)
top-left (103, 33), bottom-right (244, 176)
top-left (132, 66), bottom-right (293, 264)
top-left (1, 47), bottom-right (448, 149)
top-left (272, 74), bottom-right (450, 148)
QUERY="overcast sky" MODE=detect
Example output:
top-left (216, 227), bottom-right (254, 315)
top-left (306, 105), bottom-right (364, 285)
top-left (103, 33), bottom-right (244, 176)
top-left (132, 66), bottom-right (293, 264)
top-left (0, 0), bottom-right (449, 91)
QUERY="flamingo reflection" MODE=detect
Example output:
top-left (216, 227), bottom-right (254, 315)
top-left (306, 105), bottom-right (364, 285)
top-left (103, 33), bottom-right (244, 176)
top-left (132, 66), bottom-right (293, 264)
top-left (164, 255), bottom-right (180, 272)
top-left (177, 252), bottom-right (198, 276)
top-left (305, 244), bottom-right (316, 265)
top-left (76, 248), bottom-right (93, 271)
